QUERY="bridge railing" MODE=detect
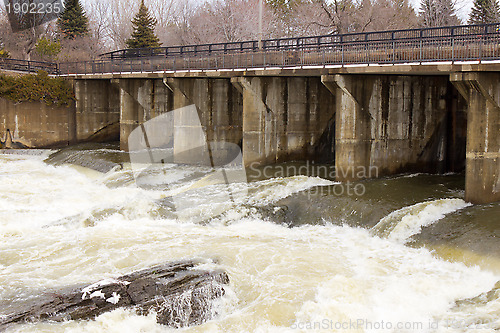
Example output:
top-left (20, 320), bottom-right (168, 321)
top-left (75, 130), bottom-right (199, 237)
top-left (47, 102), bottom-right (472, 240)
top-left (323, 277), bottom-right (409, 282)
top-left (58, 27), bottom-right (500, 76)
top-left (0, 58), bottom-right (59, 75)
top-left (99, 23), bottom-right (500, 60)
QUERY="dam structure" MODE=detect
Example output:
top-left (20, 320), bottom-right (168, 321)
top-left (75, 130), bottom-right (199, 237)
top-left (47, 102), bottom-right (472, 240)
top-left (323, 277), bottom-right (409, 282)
top-left (1, 23), bottom-right (499, 204)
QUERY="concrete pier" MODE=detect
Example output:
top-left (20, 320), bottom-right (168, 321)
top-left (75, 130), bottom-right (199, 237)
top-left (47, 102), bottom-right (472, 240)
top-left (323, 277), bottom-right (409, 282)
top-left (74, 80), bottom-right (120, 143)
top-left (451, 72), bottom-right (500, 204)
top-left (232, 77), bottom-right (335, 166)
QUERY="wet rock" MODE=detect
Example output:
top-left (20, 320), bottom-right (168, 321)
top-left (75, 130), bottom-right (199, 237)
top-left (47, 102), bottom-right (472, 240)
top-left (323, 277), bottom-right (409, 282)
top-left (0, 260), bottom-right (229, 329)
top-left (44, 143), bottom-right (127, 173)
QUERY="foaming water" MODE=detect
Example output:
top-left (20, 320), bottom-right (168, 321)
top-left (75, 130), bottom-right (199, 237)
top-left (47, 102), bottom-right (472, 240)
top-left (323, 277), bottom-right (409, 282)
top-left (1, 154), bottom-right (499, 332)
top-left (372, 199), bottom-right (471, 243)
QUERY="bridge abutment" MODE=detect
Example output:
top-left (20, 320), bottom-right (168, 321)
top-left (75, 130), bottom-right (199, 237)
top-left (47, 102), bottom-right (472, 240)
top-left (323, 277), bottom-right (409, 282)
top-left (451, 72), bottom-right (500, 204)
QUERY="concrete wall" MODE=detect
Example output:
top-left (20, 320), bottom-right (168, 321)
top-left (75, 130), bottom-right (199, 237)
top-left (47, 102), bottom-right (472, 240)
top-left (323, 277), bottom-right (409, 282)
top-left (74, 79), bottom-right (120, 143)
top-left (0, 98), bottom-right (76, 147)
top-left (233, 76), bottom-right (336, 166)
top-left (325, 74), bottom-right (467, 180)
top-left (0, 79), bottom-right (121, 148)
top-left (118, 77), bottom-right (336, 168)
top-left (119, 78), bottom-right (243, 154)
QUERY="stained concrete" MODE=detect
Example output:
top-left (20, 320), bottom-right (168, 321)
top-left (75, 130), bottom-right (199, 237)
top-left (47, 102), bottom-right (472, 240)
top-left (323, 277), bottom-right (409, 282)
top-left (0, 79), bottom-right (120, 148)
top-left (119, 78), bottom-right (243, 164)
top-left (74, 79), bottom-right (120, 142)
top-left (232, 76), bottom-right (336, 166)
top-left (0, 99), bottom-right (76, 148)
top-left (324, 74), bottom-right (467, 181)
top-left (451, 72), bottom-right (500, 204)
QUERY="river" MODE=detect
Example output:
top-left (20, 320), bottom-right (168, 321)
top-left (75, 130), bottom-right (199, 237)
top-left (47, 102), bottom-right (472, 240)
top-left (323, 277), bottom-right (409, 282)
top-left (0, 145), bottom-right (499, 332)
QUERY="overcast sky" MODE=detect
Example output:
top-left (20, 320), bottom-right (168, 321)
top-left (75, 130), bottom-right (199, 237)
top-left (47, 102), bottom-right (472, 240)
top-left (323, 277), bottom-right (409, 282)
top-left (1, 0), bottom-right (476, 26)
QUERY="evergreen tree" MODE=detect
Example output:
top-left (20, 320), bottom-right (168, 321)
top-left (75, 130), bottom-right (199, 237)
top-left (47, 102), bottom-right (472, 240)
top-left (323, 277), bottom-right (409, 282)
top-left (469, 0), bottom-right (500, 24)
top-left (126, 0), bottom-right (161, 49)
top-left (57, 0), bottom-right (89, 39)
top-left (419, 0), bottom-right (461, 27)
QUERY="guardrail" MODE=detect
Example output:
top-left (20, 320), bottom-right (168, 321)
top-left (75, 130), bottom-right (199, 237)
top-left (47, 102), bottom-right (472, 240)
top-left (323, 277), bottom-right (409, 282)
top-left (59, 24), bottom-right (500, 76)
top-left (0, 58), bottom-right (59, 75)
top-left (99, 23), bottom-right (500, 60)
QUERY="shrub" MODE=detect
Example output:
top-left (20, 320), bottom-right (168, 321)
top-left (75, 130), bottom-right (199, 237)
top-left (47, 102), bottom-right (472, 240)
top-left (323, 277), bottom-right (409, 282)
top-left (0, 71), bottom-right (75, 106)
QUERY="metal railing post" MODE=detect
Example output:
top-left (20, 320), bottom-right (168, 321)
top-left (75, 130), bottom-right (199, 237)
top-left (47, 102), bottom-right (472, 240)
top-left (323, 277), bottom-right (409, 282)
top-left (419, 29), bottom-right (423, 63)
top-left (451, 28), bottom-right (455, 63)
top-left (341, 39), bottom-right (344, 65)
top-left (392, 32), bottom-right (395, 62)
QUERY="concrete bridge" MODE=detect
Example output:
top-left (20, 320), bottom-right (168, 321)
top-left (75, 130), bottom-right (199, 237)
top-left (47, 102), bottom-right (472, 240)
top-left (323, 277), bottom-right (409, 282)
top-left (1, 23), bottom-right (499, 204)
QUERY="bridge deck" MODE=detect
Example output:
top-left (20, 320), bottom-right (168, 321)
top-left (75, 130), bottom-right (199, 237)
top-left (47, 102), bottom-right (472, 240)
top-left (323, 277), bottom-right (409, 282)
top-left (61, 62), bottom-right (500, 79)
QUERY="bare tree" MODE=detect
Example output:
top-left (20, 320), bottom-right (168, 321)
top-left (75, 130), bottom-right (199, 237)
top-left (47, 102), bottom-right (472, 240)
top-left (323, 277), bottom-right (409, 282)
top-left (281, 0), bottom-right (417, 37)
top-left (419, 0), bottom-right (462, 27)
top-left (0, 6), bottom-right (55, 60)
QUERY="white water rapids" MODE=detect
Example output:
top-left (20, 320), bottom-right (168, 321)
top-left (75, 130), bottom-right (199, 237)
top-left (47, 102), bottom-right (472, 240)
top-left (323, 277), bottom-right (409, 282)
top-left (0, 153), bottom-right (499, 332)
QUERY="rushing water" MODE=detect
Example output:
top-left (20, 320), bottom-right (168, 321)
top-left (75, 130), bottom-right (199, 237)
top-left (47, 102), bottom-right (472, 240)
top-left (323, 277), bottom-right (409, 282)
top-left (0, 146), bottom-right (499, 332)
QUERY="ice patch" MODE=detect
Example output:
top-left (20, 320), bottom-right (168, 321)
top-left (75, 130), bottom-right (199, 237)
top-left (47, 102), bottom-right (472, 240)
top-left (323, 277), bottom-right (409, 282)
top-left (106, 292), bottom-right (121, 305)
top-left (82, 279), bottom-right (130, 300)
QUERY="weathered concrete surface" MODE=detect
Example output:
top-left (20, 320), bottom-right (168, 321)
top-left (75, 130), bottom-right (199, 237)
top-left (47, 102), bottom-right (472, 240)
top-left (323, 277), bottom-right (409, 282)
top-left (451, 72), bottom-right (500, 204)
top-left (65, 62), bottom-right (500, 80)
top-left (0, 260), bottom-right (229, 330)
top-left (0, 98), bottom-right (76, 148)
top-left (232, 76), bottom-right (336, 166)
top-left (74, 79), bottom-right (120, 143)
top-left (324, 74), bottom-right (467, 181)
top-left (117, 79), bottom-right (161, 151)
top-left (0, 79), bottom-right (120, 148)
top-left (165, 78), bottom-right (243, 164)
top-left (118, 78), bottom-right (243, 165)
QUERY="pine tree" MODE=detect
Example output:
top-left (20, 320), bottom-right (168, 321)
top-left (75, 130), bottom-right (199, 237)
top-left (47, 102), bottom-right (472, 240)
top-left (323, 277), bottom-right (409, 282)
top-left (126, 0), bottom-right (161, 49)
top-left (469, 0), bottom-right (500, 24)
top-left (419, 0), bottom-right (461, 27)
top-left (57, 0), bottom-right (89, 39)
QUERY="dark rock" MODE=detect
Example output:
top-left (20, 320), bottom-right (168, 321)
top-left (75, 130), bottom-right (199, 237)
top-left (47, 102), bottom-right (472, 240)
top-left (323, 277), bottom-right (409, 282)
top-left (0, 260), bottom-right (229, 330)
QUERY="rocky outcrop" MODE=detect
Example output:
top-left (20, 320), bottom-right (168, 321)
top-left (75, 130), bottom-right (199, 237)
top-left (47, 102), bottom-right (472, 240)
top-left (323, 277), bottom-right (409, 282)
top-left (0, 260), bottom-right (229, 330)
